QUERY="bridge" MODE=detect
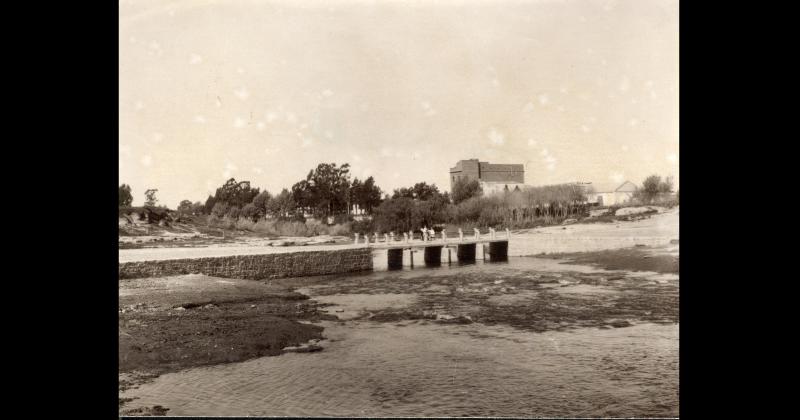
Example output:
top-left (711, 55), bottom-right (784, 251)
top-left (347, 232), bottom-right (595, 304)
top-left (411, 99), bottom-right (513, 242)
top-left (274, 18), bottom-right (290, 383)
top-left (355, 228), bottom-right (510, 269)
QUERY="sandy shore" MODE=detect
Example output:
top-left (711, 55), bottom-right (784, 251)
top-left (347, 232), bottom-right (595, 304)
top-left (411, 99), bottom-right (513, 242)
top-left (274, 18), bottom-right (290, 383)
top-left (119, 207), bottom-right (679, 263)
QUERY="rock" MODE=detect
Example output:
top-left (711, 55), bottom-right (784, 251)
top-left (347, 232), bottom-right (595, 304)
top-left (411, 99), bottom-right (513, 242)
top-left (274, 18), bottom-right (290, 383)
top-left (175, 306), bottom-right (186, 311)
top-left (250, 304), bottom-right (256, 308)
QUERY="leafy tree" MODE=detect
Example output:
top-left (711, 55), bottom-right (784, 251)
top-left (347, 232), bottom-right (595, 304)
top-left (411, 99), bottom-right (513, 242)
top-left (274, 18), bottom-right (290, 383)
top-left (350, 176), bottom-right (383, 213)
top-left (291, 163), bottom-right (351, 217)
top-left (212, 178), bottom-right (260, 209)
top-left (177, 200), bottom-right (193, 215)
top-left (640, 175), bottom-right (671, 203)
top-left (190, 201), bottom-right (204, 215)
top-left (267, 188), bottom-right (296, 218)
top-left (252, 191), bottom-right (272, 216)
top-left (119, 184), bottom-right (133, 207)
top-left (226, 206), bottom-right (241, 219)
top-left (240, 203), bottom-right (259, 221)
top-left (144, 189), bottom-right (159, 207)
top-left (451, 178), bottom-right (483, 204)
top-left (392, 182), bottom-right (445, 201)
top-left (203, 195), bottom-right (216, 215)
top-left (211, 202), bottom-right (229, 218)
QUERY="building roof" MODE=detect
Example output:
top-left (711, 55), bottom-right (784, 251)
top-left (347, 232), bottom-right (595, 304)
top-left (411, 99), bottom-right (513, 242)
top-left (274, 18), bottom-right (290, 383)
top-left (589, 180), bottom-right (638, 193)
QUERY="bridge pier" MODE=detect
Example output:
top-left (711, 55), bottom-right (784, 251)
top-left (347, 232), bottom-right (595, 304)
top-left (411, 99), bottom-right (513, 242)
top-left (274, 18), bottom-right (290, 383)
top-left (488, 240), bottom-right (509, 261)
top-left (424, 246), bottom-right (443, 266)
top-left (387, 248), bottom-right (404, 270)
top-left (457, 243), bottom-right (476, 262)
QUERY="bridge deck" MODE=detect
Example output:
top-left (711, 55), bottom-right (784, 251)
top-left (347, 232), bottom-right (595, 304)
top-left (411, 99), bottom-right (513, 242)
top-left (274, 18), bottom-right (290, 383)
top-left (366, 238), bottom-right (508, 250)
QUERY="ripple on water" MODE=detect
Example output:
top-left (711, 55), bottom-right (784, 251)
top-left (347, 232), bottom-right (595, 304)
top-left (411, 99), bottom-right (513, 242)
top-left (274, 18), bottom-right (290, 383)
top-left (121, 321), bottom-right (678, 417)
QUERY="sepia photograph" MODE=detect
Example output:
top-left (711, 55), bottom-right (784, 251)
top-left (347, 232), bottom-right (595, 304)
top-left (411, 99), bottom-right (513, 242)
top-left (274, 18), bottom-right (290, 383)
top-left (119, 0), bottom-right (679, 417)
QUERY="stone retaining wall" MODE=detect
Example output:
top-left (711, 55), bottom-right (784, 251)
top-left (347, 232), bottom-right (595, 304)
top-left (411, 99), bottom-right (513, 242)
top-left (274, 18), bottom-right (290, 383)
top-left (119, 248), bottom-right (373, 280)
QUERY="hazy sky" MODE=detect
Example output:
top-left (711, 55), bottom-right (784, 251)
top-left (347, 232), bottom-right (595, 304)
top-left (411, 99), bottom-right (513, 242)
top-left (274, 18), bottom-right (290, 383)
top-left (119, 0), bottom-right (679, 208)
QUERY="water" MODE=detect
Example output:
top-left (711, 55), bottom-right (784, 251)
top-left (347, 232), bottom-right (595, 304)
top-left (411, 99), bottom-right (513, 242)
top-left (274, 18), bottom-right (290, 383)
top-left (122, 321), bottom-right (678, 417)
top-left (121, 256), bottom-right (679, 417)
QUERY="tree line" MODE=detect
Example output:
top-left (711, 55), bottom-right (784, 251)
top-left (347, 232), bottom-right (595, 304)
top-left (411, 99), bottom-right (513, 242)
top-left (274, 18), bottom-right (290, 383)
top-left (120, 167), bottom-right (676, 232)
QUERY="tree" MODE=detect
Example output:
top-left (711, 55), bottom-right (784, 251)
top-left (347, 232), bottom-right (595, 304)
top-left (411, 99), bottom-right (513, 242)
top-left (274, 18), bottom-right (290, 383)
top-left (291, 163), bottom-right (351, 217)
top-left (451, 178), bottom-right (483, 204)
top-left (392, 182), bottom-right (444, 201)
top-left (637, 175), bottom-right (672, 203)
top-left (267, 188), bottom-right (296, 218)
top-left (350, 176), bottom-right (383, 213)
top-left (203, 195), bottom-right (217, 215)
top-left (211, 178), bottom-right (260, 209)
top-left (119, 184), bottom-right (133, 207)
top-left (144, 189), bottom-right (159, 207)
top-left (252, 191), bottom-right (272, 214)
top-left (191, 201), bottom-right (204, 215)
top-left (177, 200), bottom-right (193, 215)
top-left (211, 202), bottom-right (229, 218)
top-left (240, 203), bottom-right (259, 221)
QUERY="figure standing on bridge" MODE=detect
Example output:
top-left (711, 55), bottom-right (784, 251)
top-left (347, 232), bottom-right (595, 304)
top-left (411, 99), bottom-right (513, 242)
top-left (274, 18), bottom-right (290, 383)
top-left (390, 232), bottom-right (395, 242)
top-left (373, 233), bottom-right (379, 243)
top-left (441, 230), bottom-right (447, 242)
top-left (474, 228), bottom-right (480, 240)
top-left (421, 227), bottom-right (428, 241)
top-left (403, 232), bottom-right (408, 243)
top-left (489, 227), bottom-right (495, 239)
top-left (458, 228), bottom-right (463, 241)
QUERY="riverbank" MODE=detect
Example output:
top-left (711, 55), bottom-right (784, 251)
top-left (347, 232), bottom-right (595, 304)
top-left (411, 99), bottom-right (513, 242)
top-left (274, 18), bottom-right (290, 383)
top-left (119, 208), bottom-right (679, 416)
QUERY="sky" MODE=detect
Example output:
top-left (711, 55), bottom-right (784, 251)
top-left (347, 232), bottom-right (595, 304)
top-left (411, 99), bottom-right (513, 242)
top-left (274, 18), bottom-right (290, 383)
top-left (119, 0), bottom-right (679, 208)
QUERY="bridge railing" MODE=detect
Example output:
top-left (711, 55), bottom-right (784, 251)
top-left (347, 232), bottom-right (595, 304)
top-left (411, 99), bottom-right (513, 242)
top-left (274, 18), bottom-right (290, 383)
top-left (353, 227), bottom-right (511, 245)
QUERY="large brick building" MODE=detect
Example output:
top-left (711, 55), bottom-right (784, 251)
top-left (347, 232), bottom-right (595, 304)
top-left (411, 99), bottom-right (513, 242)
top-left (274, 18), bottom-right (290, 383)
top-left (449, 159), bottom-right (525, 194)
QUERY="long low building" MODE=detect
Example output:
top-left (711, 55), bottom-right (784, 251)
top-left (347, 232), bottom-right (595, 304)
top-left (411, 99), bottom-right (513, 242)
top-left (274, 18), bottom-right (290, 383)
top-left (585, 181), bottom-right (638, 206)
top-left (450, 159), bottom-right (526, 194)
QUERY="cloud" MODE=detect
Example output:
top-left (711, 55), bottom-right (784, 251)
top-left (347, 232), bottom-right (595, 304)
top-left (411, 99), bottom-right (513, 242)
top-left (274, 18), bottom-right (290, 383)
top-left (189, 53), bottom-right (202, 64)
top-left (322, 89), bottom-right (333, 97)
top-left (237, 67), bottom-right (245, 74)
top-left (325, 131), bottom-right (334, 139)
top-left (488, 128), bottom-right (505, 146)
top-left (540, 148), bottom-right (557, 171)
top-left (256, 122), bottom-right (265, 131)
top-left (266, 112), bottom-right (277, 123)
top-left (629, 118), bottom-right (639, 127)
top-left (609, 172), bottom-right (625, 183)
top-left (301, 136), bottom-right (313, 148)
top-left (222, 162), bottom-right (238, 178)
top-left (193, 115), bottom-right (206, 124)
top-left (233, 117), bottom-right (246, 128)
top-left (581, 125), bottom-right (590, 133)
top-left (286, 113), bottom-right (297, 124)
top-left (264, 147), bottom-right (281, 156)
top-left (152, 132), bottom-right (164, 143)
top-left (252, 167), bottom-right (263, 174)
top-left (140, 155), bottom-right (153, 167)
top-left (523, 102), bottom-right (535, 113)
top-left (621, 145), bottom-right (629, 151)
top-left (352, 154), bottom-right (362, 162)
top-left (135, 101), bottom-right (144, 111)
top-left (421, 101), bottom-right (437, 117)
top-left (538, 94), bottom-right (549, 106)
top-left (619, 76), bottom-right (630, 92)
top-left (527, 138), bottom-right (538, 147)
top-left (667, 153), bottom-right (678, 164)
top-left (234, 87), bottom-right (249, 101)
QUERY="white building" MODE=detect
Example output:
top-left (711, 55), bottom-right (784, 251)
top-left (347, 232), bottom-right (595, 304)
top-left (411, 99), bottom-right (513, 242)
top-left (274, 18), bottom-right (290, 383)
top-left (480, 181), bottom-right (525, 195)
top-left (585, 181), bottom-right (638, 206)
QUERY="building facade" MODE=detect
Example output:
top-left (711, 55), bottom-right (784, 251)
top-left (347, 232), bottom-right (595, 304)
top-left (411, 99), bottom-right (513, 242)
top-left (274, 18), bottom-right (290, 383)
top-left (585, 181), bottom-right (638, 206)
top-left (449, 159), bottom-right (525, 194)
